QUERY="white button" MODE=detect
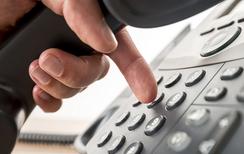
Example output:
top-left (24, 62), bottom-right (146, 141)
top-left (185, 109), bottom-right (210, 126)
top-left (199, 139), bottom-right (216, 154)
top-left (219, 117), bottom-right (230, 128)
top-left (167, 131), bottom-right (191, 152)
top-left (200, 26), bottom-right (241, 57)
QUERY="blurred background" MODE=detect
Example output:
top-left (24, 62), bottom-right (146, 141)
top-left (13, 6), bottom-right (213, 154)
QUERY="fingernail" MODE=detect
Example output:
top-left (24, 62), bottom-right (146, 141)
top-left (39, 91), bottom-right (52, 102)
top-left (31, 67), bottom-right (51, 85)
top-left (102, 20), bottom-right (118, 53)
top-left (41, 55), bottom-right (64, 77)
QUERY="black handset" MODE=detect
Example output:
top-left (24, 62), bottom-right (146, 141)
top-left (0, 2), bottom-right (123, 153)
top-left (103, 0), bottom-right (224, 27)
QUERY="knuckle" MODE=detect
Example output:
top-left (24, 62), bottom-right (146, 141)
top-left (62, 60), bottom-right (91, 88)
top-left (98, 56), bottom-right (110, 79)
top-left (40, 48), bottom-right (60, 59)
top-left (103, 57), bottom-right (110, 73)
top-left (42, 106), bottom-right (59, 113)
top-left (52, 87), bottom-right (78, 99)
top-left (63, 73), bottom-right (85, 88)
top-left (42, 107), bottom-right (53, 113)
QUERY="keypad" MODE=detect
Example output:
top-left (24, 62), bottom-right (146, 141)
top-left (204, 87), bottom-right (227, 101)
top-left (220, 67), bottom-right (243, 80)
top-left (88, 58), bottom-right (244, 154)
top-left (124, 142), bottom-right (143, 154)
top-left (128, 114), bottom-right (146, 131)
top-left (198, 111), bottom-right (240, 154)
top-left (164, 73), bottom-right (182, 88)
top-left (108, 135), bottom-right (126, 154)
top-left (185, 70), bottom-right (206, 87)
top-left (145, 115), bottom-right (166, 136)
top-left (115, 112), bottom-right (130, 126)
top-left (165, 92), bottom-right (187, 111)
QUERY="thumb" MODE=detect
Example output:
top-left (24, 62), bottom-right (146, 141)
top-left (108, 28), bottom-right (157, 103)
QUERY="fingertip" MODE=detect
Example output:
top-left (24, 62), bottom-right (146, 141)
top-left (97, 55), bottom-right (110, 80)
top-left (124, 58), bottom-right (158, 104)
top-left (29, 59), bottom-right (39, 75)
top-left (136, 75), bottom-right (157, 104)
top-left (99, 22), bottom-right (118, 53)
top-left (33, 85), bottom-right (52, 102)
top-left (61, 0), bottom-right (118, 54)
top-left (39, 48), bottom-right (61, 67)
top-left (33, 85), bottom-right (51, 106)
top-left (33, 85), bottom-right (62, 113)
top-left (138, 83), bottom-right (157, 103)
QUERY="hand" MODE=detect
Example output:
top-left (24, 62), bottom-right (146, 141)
top-left (0, 0), bottom-right (157, 112)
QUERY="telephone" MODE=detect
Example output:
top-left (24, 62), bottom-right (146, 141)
top-left (74, 0), bottom-right (244, 153)
top-left (0, 0), bottom-right (233, 153)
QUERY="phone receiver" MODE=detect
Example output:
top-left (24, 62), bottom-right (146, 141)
top-left (103, 0), bottom-right (224, 27)
top-left (0, 2), bottom-right (123, 153)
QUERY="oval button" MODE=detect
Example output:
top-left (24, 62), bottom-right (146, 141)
top-left (166, 92), bottom-right (187, 111)
top-left (201, 26), bottom-right (241, 57)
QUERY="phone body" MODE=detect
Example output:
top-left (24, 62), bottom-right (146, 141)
top-left (75, 0), bottom-right (244, 153)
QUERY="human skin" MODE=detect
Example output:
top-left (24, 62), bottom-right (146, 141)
top-left (0, 0), bottom-right (157, 112)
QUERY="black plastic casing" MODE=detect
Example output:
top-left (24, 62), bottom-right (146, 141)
top-left (103, 0), bottom-right (224, 28)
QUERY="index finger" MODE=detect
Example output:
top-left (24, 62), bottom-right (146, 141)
top-left (108, 29), bottom-right (157, 103)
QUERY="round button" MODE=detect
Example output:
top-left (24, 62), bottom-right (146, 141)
top-left (237, 86), bottom-right (244, 102)
top-left (132, 101), bottom-right (141, 107)
top-left (115, 112), bottom-right (130, 126)
top-left (199, 139), bottom-right (216, 154)
top-left (108, 135), bottom-right (126, 154)
top-left (204, 87), bottom-right (227, 101)
top-left (220, 67), bottom-right (243, 80)
top-left (185, 109), bottom-right (210, 126)
top-left (97, 131), bottom-right (112, 147)
top-left (128, 113), bottom-right (146, 131)
top-left (124, 141), bottom-right (143, 154)
top-left (167, 131), bottom-right (191, 152)
top-left (185, 70), bottom-right (206, 87)
top-left (154, 74), bottom-right (163, 85)
top-left (147, 93), bottom-right (164, 109)
top-left (165, 92), bottom-right (187, 111)
top-left (145, 115), bottom-right (166, 136)
top-left (201, 26), bottom-right (241, 57)
top-left (164, 73), bottom-right (182, 88)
